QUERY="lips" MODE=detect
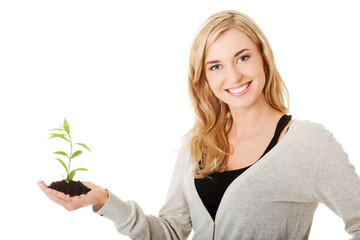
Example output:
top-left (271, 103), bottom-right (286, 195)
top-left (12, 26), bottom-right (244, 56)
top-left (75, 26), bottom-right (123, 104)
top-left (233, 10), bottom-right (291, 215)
top-left (226, 81), bottom-right (252, 95)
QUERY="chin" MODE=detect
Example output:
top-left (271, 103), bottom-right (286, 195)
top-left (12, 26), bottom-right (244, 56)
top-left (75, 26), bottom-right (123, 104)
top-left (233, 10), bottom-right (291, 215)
top-left (226, 94), bottom-right (265, 111)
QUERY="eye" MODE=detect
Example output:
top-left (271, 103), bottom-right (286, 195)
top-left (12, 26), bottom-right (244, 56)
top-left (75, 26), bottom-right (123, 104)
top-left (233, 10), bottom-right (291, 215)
top-left (210, 64), bottom-right (222, 71)
top-left (237, 55), bottom-right (249, 63)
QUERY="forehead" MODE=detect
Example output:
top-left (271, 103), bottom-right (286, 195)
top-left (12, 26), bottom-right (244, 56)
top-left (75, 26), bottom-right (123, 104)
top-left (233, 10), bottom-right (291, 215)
top-left (206, 28), bottom-right (257, 59)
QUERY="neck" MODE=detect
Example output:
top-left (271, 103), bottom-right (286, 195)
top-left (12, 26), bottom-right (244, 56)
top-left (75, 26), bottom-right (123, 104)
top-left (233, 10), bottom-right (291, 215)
top-left (228, 94), bottom-right (283, 139)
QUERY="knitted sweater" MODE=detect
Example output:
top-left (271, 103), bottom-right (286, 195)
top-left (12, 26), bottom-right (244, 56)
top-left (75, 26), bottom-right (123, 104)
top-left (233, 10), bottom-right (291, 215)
top-left (95, 119), bottom-right (360, 239)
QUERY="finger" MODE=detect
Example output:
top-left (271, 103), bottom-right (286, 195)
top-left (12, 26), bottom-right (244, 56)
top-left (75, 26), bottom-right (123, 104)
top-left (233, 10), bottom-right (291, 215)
top-left (38, 181), bottom-right (88, 210)
top-left (38, 180), bottom-right (74, 202)
top-left (37, 180), bottom-right (48, 192)
top-left (38, 180), bottom-right (94, 211)
top-left (42, 189), bottom-right (84, 210)
top-left (38, 180), bottom-right (59, 198)
top-left (50, 197), bottom-right (80, 211)
top-left (39, 187), bottom-right (71, 208)
top-left (38, 183), bottom-right (66, 199)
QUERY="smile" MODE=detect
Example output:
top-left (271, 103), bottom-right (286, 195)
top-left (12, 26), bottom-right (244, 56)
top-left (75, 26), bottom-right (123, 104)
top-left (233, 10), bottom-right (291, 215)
top-left (226, 81), bottom-right (252, 96)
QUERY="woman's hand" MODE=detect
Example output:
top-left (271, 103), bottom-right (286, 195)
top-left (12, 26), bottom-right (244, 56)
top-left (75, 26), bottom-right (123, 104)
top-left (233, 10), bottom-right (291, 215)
top-left (37, 180), bottom-right (109, 212)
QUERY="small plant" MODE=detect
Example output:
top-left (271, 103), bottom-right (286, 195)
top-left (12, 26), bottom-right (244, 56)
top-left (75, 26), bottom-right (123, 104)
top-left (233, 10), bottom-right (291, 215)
top-left (49, 118), bottom-right (91, 183)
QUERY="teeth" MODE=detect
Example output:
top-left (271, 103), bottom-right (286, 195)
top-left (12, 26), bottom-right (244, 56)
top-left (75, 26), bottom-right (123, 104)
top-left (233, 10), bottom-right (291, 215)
top-left (227, 82), bottom-right (250, 94)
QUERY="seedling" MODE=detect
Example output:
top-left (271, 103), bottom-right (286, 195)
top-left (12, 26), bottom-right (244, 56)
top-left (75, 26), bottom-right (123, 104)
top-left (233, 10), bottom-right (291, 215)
top-left (49, 118), bottom-right (91, 183)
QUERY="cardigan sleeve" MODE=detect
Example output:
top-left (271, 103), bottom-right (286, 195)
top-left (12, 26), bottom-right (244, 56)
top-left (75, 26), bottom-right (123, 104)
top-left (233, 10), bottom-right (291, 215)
top-left (312, 133), bottom-right (360, 239)
top-left (95, 149), bottom-right (192, 239)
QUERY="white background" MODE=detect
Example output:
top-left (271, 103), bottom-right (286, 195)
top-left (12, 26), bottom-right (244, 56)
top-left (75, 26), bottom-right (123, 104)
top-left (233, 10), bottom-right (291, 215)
top-left (1, 0), bottom-right (359, 239)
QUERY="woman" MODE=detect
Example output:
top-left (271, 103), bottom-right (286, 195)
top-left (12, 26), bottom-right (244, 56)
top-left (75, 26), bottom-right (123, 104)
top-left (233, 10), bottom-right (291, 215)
top-left (38, 10), bottom-right (360, 239)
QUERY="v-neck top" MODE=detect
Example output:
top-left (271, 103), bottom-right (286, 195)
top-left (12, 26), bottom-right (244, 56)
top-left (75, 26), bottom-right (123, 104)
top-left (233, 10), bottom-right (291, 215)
top-left (96, 119), bottom-right (360, 240)
top-left (195, 115), bottom-right (292, 220)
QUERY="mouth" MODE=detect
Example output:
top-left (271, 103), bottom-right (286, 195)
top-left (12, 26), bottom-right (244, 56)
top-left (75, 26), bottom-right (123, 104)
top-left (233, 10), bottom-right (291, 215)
top-left (226, 81), bottom-right (252, 95)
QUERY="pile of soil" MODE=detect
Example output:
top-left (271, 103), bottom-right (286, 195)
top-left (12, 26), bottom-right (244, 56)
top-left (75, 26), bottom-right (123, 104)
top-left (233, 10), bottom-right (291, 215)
top-left (48, 180), bottom-right (91, 197)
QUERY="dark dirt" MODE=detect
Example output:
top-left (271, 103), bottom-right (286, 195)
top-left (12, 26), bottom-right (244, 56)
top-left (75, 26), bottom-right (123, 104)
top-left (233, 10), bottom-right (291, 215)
top-left (48, 180), bottom-right (91, 197)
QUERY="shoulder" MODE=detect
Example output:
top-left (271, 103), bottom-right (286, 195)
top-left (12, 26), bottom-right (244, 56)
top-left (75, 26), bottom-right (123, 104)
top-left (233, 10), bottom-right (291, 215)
top-left (285, 118), bottom-right (335, 154)
top-left (285, 119), bottom-right (341, 166)
top-left (291, 118), bottom-right (333, 141)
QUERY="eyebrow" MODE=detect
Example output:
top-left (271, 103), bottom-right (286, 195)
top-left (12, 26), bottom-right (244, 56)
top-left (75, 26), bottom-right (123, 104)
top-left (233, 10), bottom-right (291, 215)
top-left (205, 48), bottom-right (250, 65)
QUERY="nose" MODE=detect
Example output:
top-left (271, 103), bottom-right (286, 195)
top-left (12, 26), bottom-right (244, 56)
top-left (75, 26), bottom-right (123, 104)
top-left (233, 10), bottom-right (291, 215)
top-left (226, 64), bottom-right (242, 84)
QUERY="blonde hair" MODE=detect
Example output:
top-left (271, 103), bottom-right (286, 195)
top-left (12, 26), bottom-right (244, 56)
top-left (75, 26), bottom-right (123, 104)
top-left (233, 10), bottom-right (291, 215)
top-left (186, 10), bottom-right (289, 179)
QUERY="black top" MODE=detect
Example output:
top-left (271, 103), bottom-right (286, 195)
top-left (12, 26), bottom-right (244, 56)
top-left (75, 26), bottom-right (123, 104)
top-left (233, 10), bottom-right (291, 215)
top-left (194, 115), bottom-right (292, 220)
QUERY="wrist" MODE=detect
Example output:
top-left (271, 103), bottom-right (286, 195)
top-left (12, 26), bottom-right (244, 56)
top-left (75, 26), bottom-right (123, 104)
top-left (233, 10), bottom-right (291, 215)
top-left (93, 188), bottom-right (109, 212)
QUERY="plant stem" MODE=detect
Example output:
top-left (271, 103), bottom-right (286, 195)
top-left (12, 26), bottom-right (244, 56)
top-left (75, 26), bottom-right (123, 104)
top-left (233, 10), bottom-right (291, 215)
top-left (67, 131), bottom-right (73, 181)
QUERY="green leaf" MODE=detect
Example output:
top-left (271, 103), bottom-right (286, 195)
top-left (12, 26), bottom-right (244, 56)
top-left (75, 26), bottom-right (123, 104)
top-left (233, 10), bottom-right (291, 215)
top-left (68, 171), bottom-right (75, 181)
top-left (49, 128), bottom-right (65, 131)
top-left (55, 158), bottom-right (68, 172)
top-left (58, 135), bottom-right (70, 142)
top-left (65, 178), bottom-right (69, 183)
top-left (71, 150), bottom-right (83, 159)
top-left (68, 168), bottom-right (88, 181)
top-left (74, 143), bottom-right (91, 152)
top-left (71, 168), bottom-right (88, 173)
top-left (63, 118), bottom-right (70, 133)
top-left (54, 151), bottom-right (69, 158)
top-left (48, 133), bottom-right (70, 143)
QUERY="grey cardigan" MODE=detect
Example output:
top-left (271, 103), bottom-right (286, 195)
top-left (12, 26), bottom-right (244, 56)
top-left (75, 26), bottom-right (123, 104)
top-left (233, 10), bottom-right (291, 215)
top-left (96, 120), bottom-right (360, 239)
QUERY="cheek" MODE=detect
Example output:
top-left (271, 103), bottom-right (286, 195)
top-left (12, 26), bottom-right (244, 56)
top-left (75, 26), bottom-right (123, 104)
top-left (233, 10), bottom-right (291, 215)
top-left (205, 74), bottom-right (220, 90)
top-left (206, 78), bottom-right (223, 99)
top-left (258, 69), bottom-right (267, 87)
top-left (206, 80), bottom-right (217, 94)
top-left (248, 63), bottom-right (266, 83)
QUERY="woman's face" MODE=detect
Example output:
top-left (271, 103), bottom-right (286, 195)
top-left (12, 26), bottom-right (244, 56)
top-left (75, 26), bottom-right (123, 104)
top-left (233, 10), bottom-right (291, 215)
top-left (204, 28), bottom-right (267, 112)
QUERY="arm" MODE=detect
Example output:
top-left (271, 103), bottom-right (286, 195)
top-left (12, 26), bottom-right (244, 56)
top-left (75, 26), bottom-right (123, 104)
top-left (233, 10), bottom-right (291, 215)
top-left (38, 149), bottom-right (192, 239)
top-left (95, 149), bottom-right (192, 239)
top-left (312, 133), bottom-right (360, 239)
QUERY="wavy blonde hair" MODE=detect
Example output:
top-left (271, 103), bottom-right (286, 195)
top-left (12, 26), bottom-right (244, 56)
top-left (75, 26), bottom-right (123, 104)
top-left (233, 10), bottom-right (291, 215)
top-left (186, 10), bottom-right (289, 179)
